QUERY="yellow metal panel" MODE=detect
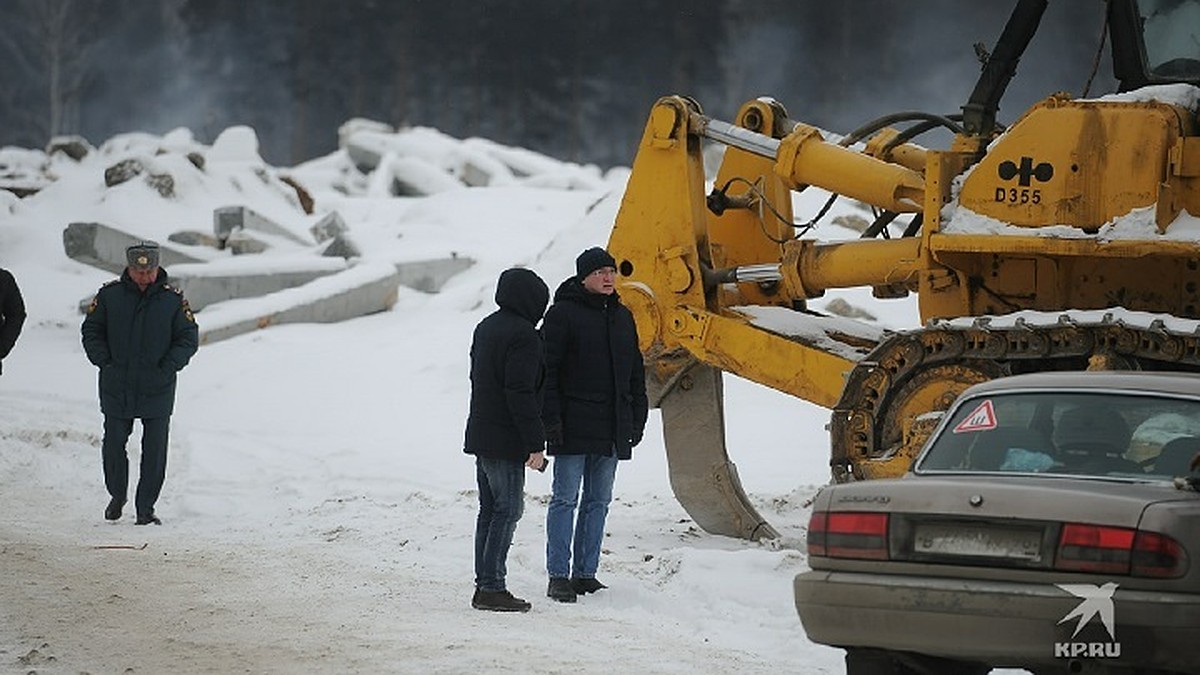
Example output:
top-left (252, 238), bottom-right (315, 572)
top-left (958, 96), bottom-right (1182, 229)
top-left (707, 101), bottom-right (793, 308)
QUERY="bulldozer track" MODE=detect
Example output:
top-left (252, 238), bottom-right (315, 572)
top-left (831, 310), bottom-right (1200, 481)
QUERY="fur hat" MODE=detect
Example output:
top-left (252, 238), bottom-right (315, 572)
top-left (126, 241), bottom-right (161, 270)
top-left (575, 247), bottom-right (616, 279)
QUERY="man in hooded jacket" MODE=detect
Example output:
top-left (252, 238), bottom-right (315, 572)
top-left (464, 267), bottom-right (549, 612)
top-left (542, 247), bottom-right (648, 603)
top-left (82, 241), bottom-right (198, 526)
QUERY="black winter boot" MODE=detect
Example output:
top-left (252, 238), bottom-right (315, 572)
top-left (571, 577), bottom-right (607, 594)
top-left (547, 577), bottom-right (577, 603)
top-left (104, 497), bottom-right (125, 521)
top-left (135, 512), bottom-right (161, 525)
top-left (472, 589), bottom-right (531, 612)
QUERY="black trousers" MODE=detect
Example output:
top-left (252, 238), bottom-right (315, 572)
top-left (102, 416), bottom-right (170, 517)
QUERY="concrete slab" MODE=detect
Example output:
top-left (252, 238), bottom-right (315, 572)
top-left (63, 221), bottom-right (206, 274)
top-left (197, 262), bottom-right (401, 344)
top-left (309, 211), bottom-right (348, 243)
top-left (213, 205), bottom-right (313, 246)
top-left (321, 233), bottom-right (361, 259)
top-left (167, 256), bottom-right (348, 310)
top-left (393, 256), bottom-right (475, 293)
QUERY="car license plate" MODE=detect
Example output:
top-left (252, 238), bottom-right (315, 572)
top-left (913, 523), bottom-right (1042, 560)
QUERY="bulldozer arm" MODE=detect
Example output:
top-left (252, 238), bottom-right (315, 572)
top-left (657, 359), bottom-right (779, 541)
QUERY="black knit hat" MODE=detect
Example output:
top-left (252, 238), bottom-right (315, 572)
top-left (575, 247), bottom-right (616, 279)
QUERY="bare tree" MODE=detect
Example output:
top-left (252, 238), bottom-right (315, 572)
top-left (0, 0), bottom-right (103, 143)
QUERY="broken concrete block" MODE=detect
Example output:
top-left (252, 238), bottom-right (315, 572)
top-left (458, 141), bottom-right (515, 187)
top-left (309, 211), bottom-right (347, 243)
top-left (388, 156), bottom-right (462, 196)
top-left (63, 222), bottom-right (205, 274)
top-left (225, 230), bottom-right (270, 255)
top-left (167, 256), bottom-right (348, 310)
top-left (393, 256), bottom-right (475, 293)
top-left (0, 146), bottom-right (50, 197)
top-left (213, 205), bottom-right (312, 246)
top-left (321, 233), bottom-right (361, 259)
top-left (145, 172), bottom-right (175, 198)
top-left (47, 135), bottom-right (93, 161)
top-left (340, 119), bottom-right (394, 172)
top-left (168, 230), bottom-right (221, 248)
top-left (197, 262), bottom-right (401, 344)
top-left (104, 159), bottom-right (143, 187)
top-left (346, 138), bottom-right (384, 174)
top-left (338, 118), bottom-right (394, 150)
top-left (102, 158), bottom-right (175, 196)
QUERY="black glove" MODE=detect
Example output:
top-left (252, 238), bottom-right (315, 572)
top-left (631, 430), bottom-right (643, 447)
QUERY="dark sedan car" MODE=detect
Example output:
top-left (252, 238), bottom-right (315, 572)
top-left (795, 371), bottom-right (1200, 675)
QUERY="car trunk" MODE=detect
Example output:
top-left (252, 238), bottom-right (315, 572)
top-left (814, 475), bottom-right (1197, 577)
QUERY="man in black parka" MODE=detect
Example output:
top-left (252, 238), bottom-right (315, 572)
top-left (543, 246), bottom-right (648, 603)
top-left (464, 267), bottom-right (549, 612)
top-left (82, 241), bottom-right (198, 525)
top-left (0, 267), bottom-right (26, 376)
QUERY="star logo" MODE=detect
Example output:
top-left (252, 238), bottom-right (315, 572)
top-left (1056, 583), bottom-right (1118, 639)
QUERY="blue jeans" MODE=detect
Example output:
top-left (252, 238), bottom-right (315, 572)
top-left (474, 457), bottom-right (526, 592)
top-left (546, 453), bottom-right (618, 579)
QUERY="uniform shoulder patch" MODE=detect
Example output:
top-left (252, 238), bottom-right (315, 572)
top-left (88, 279), bottom-right (120, 313)
top-left (175, 292), bottom-right (196, 323)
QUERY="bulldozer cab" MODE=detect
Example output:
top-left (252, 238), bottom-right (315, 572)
top-left (1110, 0), bottom-right (1200, 88)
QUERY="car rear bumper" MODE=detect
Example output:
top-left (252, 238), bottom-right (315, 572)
top-left (794, 569), bottom-right (1200, 672)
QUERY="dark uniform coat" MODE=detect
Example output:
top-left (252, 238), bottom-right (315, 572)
top-left (541, 277), bottom-right (648, 460)
top-left (463, 268), bottom-right (550, 462)
top-left (0, 268), bottom-right (26, 375)
top-left (81, 268), bottom-right (199, 419)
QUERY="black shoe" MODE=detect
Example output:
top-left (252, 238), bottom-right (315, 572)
top-left (571, 577), bottom-right (607, 595)
top-left (472, 589), bottom-right (531, 612)
top-left (135, 513), bottom-right (161, 526)
top-left (547, 577), bottom-right (577, 603)
top-left (104, 497), bottom-right (125, 521)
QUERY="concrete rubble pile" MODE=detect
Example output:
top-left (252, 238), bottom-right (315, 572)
top-left (55, 125), bottom-right (492, 345)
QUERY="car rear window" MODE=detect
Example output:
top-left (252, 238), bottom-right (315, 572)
top-left (916, 390), bottom-right (1200, 479)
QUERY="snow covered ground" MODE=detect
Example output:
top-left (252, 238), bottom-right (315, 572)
top-left (0, 124), bottom-right (896, 674)
top-left (23, 105), bottom-right (1200, 671)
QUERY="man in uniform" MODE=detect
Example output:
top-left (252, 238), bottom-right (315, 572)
top-left (82, 241), bottom-right (198, 525)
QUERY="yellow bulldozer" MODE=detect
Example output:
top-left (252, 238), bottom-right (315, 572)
top-left (607, 0), bottom-right (1200, 541)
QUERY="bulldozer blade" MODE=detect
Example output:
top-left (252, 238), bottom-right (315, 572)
top-left (659, 362), bottom-right (779, 541)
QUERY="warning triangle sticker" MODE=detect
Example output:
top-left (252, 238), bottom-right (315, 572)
top-left (952, 400), bottom-right (998, 433)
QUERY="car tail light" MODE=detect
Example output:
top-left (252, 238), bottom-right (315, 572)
top-left (1056, 524), bottom-right (1134, 574)
top-left (1131, 531), bottom-right (1189, 578)
top-left (807, 511), bottom-right (889, 560)
top-left (1055, 523), bottom-right (1188, 578)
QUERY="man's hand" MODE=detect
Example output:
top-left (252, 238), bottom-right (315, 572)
top-left (1190, 451), bottom-right (1200, 473)
top-left (526, 451), bottom-right (547, 472)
